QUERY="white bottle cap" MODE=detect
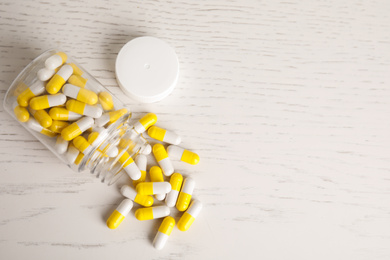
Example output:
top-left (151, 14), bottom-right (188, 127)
top-left (115, 36), bottom-right (180, 103)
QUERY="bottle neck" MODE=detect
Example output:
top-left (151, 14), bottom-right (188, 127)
top-left (78, 113), bottom-right (148, 185)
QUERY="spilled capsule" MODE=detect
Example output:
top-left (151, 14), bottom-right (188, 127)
top-left (167, 145), bottom-right (200, 165)
top-left (135, 206), bottom-right (170, 221)
top-left (106, 199), bottom-right (133, 229)
top-left (177, 200), bottom-right (203, 231)
top-left (153, 144), bottom-right (174, 176)
top-left (133, 113), bottom-right (157, 134)
top-left (150, 166), bottom-right (166, 201)
top-left (118, 151), bottom-right (141, 180)
top-left (176, 177), bottom-right (195, 212)
top-left (120, 185), bottom-right (154, 207)
top-left (133, 154), bottom-right (147, 188)
top-left (98, 92), bottom-right (114, 111)
top-left (165, 173), bottom-right (183, 207)
top-left (153, 216), bottom-right (175, 250)
top-left (148, 126), bottom-right (181, 145)
top-left (136, 182), bottom-right (171, 196)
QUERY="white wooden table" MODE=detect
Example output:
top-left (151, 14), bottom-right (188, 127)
top-left (1, 1), bottom-right (390, 259)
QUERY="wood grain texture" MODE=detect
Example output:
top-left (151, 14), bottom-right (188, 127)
top-left (0, 0), bottom-right (390, 259)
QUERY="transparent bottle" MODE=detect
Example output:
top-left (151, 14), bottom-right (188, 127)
top-left (3, 49), bottom-right (149, 185)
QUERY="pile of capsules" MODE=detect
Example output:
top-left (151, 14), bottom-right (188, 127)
top-left (107, 112), bottom-right (203, 250)
top-left (12, 52), bottom-right (202, 250)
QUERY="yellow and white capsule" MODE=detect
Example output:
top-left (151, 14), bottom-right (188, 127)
top-left (65, 145), bottom-right (80, 164)
top-left (153, 144), bottom-right (174, 176)
top-left (66, 100), bottom-right (102, 118)
top-left (68, 75), bottom-right (87, 88)
top-left (55, 136), bottom-right (68, 154)
top-left (135, 206), bottom-right (170, 221)
top-left (148, 126), bottom-right (181, 145)
top-left (73, 136), bottom-right (93, 155)
top-left (95, 108), bottom-right (128, 127)
top-left (167, 145), bottom-right (200, 165)
top-left (177, 200), bottom-right (203, 231)
top-left (12, 101), bottom-right (29, 122)
top-left (165, 173), bottom-right (183, 207)
top-left (106, 199), bottom-right (133, 229)
top-left (120, 185), bottom-right (154, 207)
top-left (29, 93), bottom-right (67, 110)
top-left (61, 116), bottom-right (94, 141)
top-left (17, 81), bottom-right (45, 107)
top-left (45, 52), bottom-right (67, 70)
top-left (153, 216), bottom-right (175, 250)
top-left (133, 154), bottom-right (147, 188)
top-left (118, 151), bottom-right (141, 180)
top-left (176, 177), bottom-right (195, 212)
top-left (46, 64), bottom-right (73, 94)
top-left (49, 107), bottom-right (82, 121)
top-left (28, 108), bottom-right (52, 128)
top-left (69, 63), bottom-right (83, 76)
top-left (136, 182), bottom-right (171, 196)
top-left (133, 113), bottom-right (157, 134)
top-left (49, 120), bottom-right (69, 133)
top-left (27, 118), bottom-right (56, 137)
top-left (37, 67), bottom-right (56, 81)
top-left (98, 92), bottom-right (114, 111)
top-left (63, 84), bottom-right (98, 105)
top-left (150, 166), bottom-right (166, 201)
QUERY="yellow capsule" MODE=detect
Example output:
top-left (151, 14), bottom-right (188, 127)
top-left (17, 81), bottom-right (45, 107)
top-left (49, 120), bottom-right (69, 133)
top-left (135, 206), bottom-right (170, 221)
top-left (46, 64), bottom-right (73, 94)
top-left (136, 182), bottom-right (154, 195)
top-left (13, 102), bottom-right (29, 122)
top-left (153, 144), bottom-right (174, 176)
top-left (63, 84), bottom-right (98, 105)
top-left (68, 75), bottom-right (87, 88)
top-left (148, 126), bottom-right (181, 145)
top-left (66, 99), bottom-right (102, 118)
top-left (73, 136), bottom-right (93, 154)
top-left (118, 151), bottom-right (134, 168)
top-left (133, 113), bottom-right (157, 134)
top-left (98, 91), bottom-right (114, 111)
top-left (45, 52), bottom-right (67, 70)
top-left (106, 199), bottom-right (133, 229)
top-left (29, 94), bottom-right (67, 110)
top-left (61, 117), bottom-right (94, 141)
top-left (176, 177), bottom-right (195, 212)
top-left (29, 108), bottom-right (52, 128)
top-left (165, 173), bottom-right (183, 207)
top-left (68, 63), bottom-right (83, 76)
top-left (150, 166), bottom-right (164, 182)
top-left (120, 185), bottom-right (153, 207)
top-left (74, 153), bottom-right (84, 165)
top-left (153, 216), bottom-right (175, 250)
top-left (177, 200), bottom-right (202, 231)
top-left (49, 107), bottom-right (82, 121)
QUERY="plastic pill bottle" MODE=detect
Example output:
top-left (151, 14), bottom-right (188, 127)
top-left (3, 49), bottom-right (149, 185)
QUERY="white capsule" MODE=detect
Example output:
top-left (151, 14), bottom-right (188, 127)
top-left (154, 182), bottom-right (172, 194)
top-left (182, 177), bottom-right (196, 194)
top-left (37, 68), bottom-right (56, 81)
top-left (27, 118), bottom-right (44, 132)
top-left (55, 136), bottom-right (69, 154)
top-left (65, 145), bottom-right (79, 164)
top-left (135, 154), bottom-right (147, 172)
top-left (120, 185), bottom-right (138, 200)
top-left (139, 144), bottom-right (152, 155)
top-left (158, 158), bottom-right (174, 177)
top-left (101, 143), bottom-right (118, 157)
top-left (186, 200), bottom-right (203, 217)
top-left (123, 161), bottom-right (141, 180)
top-left (45, 52), bottom-right (67, 70)
top-left (49, 93), bottom-right (67, 107)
